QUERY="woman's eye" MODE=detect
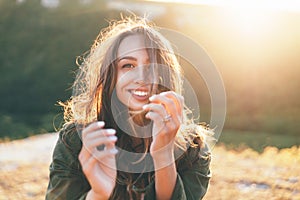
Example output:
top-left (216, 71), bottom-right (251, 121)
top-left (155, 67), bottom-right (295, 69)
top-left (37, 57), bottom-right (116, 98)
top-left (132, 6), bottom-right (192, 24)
top-left (122, 64), bottom-right (135, 69)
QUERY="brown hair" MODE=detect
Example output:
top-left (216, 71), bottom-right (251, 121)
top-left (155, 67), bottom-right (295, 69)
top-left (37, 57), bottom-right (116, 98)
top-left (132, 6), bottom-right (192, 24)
top-left (61, 15), bottom-right (211, 199)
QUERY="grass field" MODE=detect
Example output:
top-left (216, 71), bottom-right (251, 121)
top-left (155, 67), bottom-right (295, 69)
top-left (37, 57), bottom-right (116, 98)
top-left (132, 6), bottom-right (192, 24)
top-left (204, 145), bottom-right (300, 200)
top-left (219, 130), bottom-right (300, 152)
top-left (0, 133), bottom-right (299, 199)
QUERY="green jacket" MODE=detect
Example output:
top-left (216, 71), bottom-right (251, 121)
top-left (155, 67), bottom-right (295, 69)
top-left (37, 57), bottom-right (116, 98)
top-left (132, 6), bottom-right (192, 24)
top-left (46, 123), bottom-right (211, 200)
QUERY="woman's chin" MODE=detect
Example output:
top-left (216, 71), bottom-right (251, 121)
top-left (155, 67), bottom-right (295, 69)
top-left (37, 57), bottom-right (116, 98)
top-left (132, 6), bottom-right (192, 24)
top-left (125, 99), bottom-right (148, 112)
top-left (128, 104), bottom-right (145, 112)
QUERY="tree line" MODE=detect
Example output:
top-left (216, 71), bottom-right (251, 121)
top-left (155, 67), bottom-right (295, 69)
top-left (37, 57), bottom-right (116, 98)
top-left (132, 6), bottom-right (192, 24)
top-left (1, 0), bottom-right (299, 140)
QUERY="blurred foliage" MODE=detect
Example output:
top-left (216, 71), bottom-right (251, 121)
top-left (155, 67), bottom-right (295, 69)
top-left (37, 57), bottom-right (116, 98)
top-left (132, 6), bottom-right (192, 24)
top-left (0, 0), bottom-right (119, 138)
top-left (219, 130), bottom-right (300, 152)
top-left (0, 0), bottom-right (299, 147)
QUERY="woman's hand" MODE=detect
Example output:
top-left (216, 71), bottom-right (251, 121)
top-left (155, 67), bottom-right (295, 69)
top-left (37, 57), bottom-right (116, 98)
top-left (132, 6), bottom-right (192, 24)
top-left (143, 91), bottom-right (184, 160)
top-left (78, 122), bottom-right (118, 200)
top-left (143, 91), bottom-right (184, 200)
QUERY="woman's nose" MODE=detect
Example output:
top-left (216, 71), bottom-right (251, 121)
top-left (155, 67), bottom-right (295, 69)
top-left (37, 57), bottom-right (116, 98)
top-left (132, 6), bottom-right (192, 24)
top-left (134, 65), bottom-right (148, 84)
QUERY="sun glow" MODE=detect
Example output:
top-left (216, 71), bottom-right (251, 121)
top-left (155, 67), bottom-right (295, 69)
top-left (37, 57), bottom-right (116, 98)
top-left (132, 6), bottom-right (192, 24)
top-left (147, 0), bottom-right (300, 37)
top-left (212, 0), bottom-right (299, 39)
top-left (145, 0), bottom-right (299, 70)
top-left (220, 8), bottom-right (275, 39)
top-left (147, 0), bottom-right (300, 12)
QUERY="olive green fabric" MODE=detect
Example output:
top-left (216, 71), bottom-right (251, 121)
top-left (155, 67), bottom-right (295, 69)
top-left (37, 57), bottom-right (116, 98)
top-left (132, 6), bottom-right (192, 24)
top-left (46, 123), bottom-right (211, 200)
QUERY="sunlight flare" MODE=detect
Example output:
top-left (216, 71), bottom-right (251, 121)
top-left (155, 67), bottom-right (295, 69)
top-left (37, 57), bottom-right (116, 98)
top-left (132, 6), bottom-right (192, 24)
top-left (146, 0), bottom-right (300, 12)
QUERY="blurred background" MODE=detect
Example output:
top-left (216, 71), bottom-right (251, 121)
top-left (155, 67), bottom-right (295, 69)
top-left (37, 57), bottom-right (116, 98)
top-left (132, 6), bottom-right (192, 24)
top-left (1, 0), bottom-right (299, 151)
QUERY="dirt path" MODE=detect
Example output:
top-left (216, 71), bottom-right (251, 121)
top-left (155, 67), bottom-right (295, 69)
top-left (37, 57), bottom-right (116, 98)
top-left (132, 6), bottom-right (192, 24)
top-left (0, 133), bottom-right (58, 200)
top-left (0, 133), bottom-right (58, 165)
top-left (0, 133), bottom-right (299, 200)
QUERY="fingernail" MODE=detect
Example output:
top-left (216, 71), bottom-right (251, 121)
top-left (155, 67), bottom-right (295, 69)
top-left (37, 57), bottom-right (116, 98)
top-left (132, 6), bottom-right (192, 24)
top-left (107, 129), bottom-right (116, 134)
top-left (149, 95), bottom-right (155, 101)
top-left (142, 105), bottom-right (148, 110)
top-left (145, 113), bottom-right (150, 118)
top-left (110, 148), bottom-right (118, 154)
top-left (109, 136), bottom-right (118, 141)
top-left (98, 121), bottom-right (105, 127)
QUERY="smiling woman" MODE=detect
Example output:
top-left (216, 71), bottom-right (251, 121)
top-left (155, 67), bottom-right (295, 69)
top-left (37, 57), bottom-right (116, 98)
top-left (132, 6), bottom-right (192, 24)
top-left (116, 34), bottom-right (153, 111)
top-left (46, 15), bottom-right (212, 200)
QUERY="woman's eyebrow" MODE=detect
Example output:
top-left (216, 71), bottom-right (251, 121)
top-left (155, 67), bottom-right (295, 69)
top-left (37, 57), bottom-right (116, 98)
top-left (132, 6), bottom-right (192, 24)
top-left (117, 56), bottom-right (137, 62)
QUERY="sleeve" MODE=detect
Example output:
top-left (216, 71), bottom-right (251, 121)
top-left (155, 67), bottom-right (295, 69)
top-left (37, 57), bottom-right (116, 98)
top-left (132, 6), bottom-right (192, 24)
top-left (45, 125), bottom-right (91, 200)
top-left (144, 144), bottom-right (211, 200)
top-left (171, 144), bottom-right (211, 200)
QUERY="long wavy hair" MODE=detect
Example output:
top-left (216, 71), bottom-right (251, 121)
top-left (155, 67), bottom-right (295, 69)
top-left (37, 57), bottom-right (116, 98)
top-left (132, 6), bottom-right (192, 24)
top-left (61, 15), bottom-right (211, 200)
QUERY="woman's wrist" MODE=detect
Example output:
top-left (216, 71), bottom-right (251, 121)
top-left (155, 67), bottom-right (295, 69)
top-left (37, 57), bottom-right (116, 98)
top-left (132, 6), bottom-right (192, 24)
top-left (86, 189), bottom-right (109, 200)
top-left (151, 146), bottom-right (175, 169)
top-left (153, 154), bottom-right (177, 200)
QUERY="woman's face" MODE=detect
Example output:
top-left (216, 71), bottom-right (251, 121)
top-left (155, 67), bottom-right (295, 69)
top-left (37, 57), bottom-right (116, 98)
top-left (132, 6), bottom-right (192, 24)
top-left (116, 34), bottom-right (154, 111)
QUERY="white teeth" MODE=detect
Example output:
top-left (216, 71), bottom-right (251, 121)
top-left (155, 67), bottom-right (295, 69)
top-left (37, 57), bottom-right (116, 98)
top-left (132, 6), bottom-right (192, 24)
top-left (132, 90), bottom-right (148, 96)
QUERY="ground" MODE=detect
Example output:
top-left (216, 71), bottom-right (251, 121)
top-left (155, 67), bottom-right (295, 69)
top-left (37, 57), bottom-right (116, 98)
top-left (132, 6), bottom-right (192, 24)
top-left (0, 133), bottom-right (299, 200)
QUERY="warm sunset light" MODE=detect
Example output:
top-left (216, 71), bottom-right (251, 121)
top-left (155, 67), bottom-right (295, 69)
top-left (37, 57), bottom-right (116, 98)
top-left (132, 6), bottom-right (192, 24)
top-left (147, 0), bottom-right (300, 12)
top-left (146, 0), bottom-right (300, 41)
top-left (214, 1), bottom-right (299, 40)
top-left (220, 9), bottom-right (275, 39)
top-left (1, 1), bottom-right (300, 199)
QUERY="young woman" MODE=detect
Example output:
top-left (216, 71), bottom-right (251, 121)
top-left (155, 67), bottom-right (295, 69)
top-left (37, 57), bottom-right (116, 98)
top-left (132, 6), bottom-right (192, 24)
top-left (46, 16), bottom-right (211, 200)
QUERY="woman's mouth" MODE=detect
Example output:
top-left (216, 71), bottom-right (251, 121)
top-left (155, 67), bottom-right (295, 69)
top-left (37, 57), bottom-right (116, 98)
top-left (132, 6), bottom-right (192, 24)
top-left (129, 89), bottom-right (150, 101)
top-left (132, 90), bottom-right (148, 96)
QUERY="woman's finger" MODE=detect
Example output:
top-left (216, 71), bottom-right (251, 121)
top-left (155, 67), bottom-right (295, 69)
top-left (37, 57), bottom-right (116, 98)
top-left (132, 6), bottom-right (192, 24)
top-left (82, 121), bottom-right (105, 138)
top-left (143, 103), bottom-right (168, 118)
top-left (160, 91), bottom-right (184, 114)
top-left (80, 148), bottom-right (118, 174)
top-left (105, 141), bottom-right (116, 150)
top-left (145, 111), bottom-right (164, 132)
top-left (84, 135), bottom-right (118, 151)
top-left (79, 146), bottom-right (90, 164)
top-left (92, 147), bottom-right (118, 161)
top-left (149, 94), bottom-right (177, 117)
top-left (83, 128), bottom-right (116, 141)
top-left (149, 94), bottom-right (183, 124)
top-left (145, 111), bottom-right (177, 135)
